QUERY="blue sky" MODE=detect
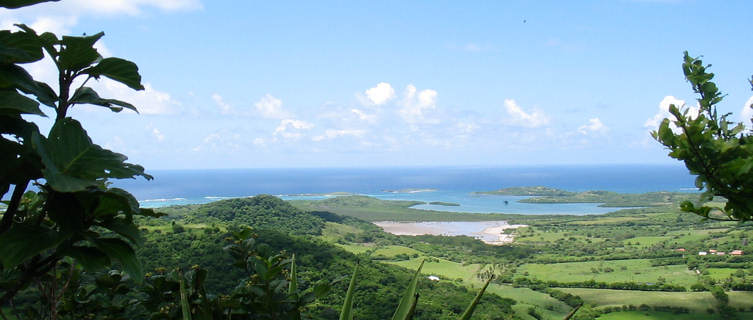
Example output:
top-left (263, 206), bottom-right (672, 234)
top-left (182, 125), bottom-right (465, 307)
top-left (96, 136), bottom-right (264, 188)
top-left (3, 0), bottom-right (752, 169)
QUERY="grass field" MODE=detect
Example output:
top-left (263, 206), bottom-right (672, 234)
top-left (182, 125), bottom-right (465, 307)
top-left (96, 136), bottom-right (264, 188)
top-left (568, 216), bottom-right (646, 225)
top-left (320, 221), bottom-right (363, 241)
top-left (560, 288), bottom-right (753, 312)
top-left (596, 310), bottom-right (753, 320)
top-left (384, 257), bottom-right (481, 282)
top-left (517, 259), bottom-right (698, 287)
top-left (623, 236), bottom-right (669, 247)
top-left (705, 268), bottom-right (739, 280)
top-left (487, 285), bottom-right (571, 320)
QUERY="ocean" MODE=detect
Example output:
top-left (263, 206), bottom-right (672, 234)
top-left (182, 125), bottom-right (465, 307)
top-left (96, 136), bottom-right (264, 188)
top-left (112, 164), bottom-right (697, 215)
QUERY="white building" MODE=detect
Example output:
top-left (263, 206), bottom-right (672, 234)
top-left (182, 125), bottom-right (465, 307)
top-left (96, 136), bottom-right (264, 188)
top-left (427, 275), bottom-right (440, 281)
top-left (698, 251), bottom-right (708, 256)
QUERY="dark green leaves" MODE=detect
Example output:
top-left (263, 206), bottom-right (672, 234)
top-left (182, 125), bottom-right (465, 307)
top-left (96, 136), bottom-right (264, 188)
top-left (92, 238), bottom-right (142, 280)
top-left (58, 32), bottom-right (104, 71)
top-left (33, 118), bottom-right (152, 192)
top-left (653, 52), bottom-right (753, 222)
top-left (0, 27), bottom-right (43, 63)
top-left (84, 57), bottom-right (145, 90)
top-left (70, 86), bottom-right (138, 113)
top-left (0, 0), bottom-right (59, 9)
top-left (0, 223), bottom-right (65, 268)
top-left (0, 88), bottom-right (45, 116)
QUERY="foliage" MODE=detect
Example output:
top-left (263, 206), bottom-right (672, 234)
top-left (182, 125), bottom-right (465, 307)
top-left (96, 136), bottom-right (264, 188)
top-left (653, 52), bottom-right (753, 221)
top-left (0, 18), bottom-right (157, 311)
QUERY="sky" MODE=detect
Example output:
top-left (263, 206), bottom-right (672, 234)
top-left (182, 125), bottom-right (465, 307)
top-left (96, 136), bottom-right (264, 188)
top-left (2, 0), bottom-right (752, 169)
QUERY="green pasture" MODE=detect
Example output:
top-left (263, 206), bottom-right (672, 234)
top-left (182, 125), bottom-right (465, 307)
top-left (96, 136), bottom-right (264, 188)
top-left (319, 221), bottom-right (362, 241)
top-left (560, 288), bottom-right (753, 312)
top-left (622, 236), bottom-right (669, 247)
top-left (517, 259), bottom-right (698, 287)
top-left (596, 310), bottom-right (752, 320)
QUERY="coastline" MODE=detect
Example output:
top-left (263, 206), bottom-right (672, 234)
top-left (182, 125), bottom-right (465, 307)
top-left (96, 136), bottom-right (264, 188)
top-left (373, 221), bottom-right (527, 245)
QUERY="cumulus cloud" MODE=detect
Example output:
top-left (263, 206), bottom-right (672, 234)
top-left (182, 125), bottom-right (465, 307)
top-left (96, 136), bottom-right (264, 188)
top-left (363, 82), bottom-right (396, 105)
top-left (503, 99), bottom-right (549, 128)
top-left (351, 108), bottom-right (377, 123)
top-left (152, 128), bottom-right (165, 141)
top-left (274, 119), bottom-right (314, 139)
top-left (255, 94), bottom-right (291, 119)
top-left (96, 80), bottom-right (179, 115)
top-left (312, 129), bottom-right (365, 142)
top-left (211, 93), bottom-right (232, 114)
top-left (399, 84), bottom-right (438, 123)
top-left (741, 95), bottom-right (753, 124)
top-left (578, 118), bottom-right (608, 135)
top-left (644, 95), bottom-right (698, 130)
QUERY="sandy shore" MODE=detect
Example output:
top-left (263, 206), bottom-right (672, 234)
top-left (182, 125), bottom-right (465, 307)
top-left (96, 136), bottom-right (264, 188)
top-left (373, 221), bottom-right (527, 245)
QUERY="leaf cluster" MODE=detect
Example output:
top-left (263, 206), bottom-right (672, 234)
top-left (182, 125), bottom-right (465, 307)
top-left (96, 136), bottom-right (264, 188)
top-left (652, 52), bottom-right (753, 222)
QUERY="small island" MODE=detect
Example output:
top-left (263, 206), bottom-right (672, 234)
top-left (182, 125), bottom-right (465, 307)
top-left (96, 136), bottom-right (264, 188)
top-left (427, 201), bottom-right (460, 206)
top-left (474, 186), bottom-right (574, 196)
top-left (382, 188), bottom-right (438, 194)
top-left (475, 186), bottom-right (697, 207)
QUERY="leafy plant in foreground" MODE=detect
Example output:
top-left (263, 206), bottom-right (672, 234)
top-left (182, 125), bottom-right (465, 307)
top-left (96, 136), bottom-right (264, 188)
top-left (653, 52), bottom-right (753, 222)
top-left (0, 0), bottom-right (157, 314)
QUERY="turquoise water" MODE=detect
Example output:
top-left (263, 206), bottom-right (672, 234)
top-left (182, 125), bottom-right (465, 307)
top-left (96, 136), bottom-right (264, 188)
top-left (127, 165), bottom-right (696, 215)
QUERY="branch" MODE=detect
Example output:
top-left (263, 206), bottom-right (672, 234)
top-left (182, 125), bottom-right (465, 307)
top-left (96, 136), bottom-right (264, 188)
top-left (0, 179), bottom-right (29, 235)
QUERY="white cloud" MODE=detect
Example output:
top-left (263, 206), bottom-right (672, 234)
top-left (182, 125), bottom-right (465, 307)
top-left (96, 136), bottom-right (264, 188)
top-left (312, 129), bottom-right (365, 142)
top-left (97, 80), bottom-right (179, 115)
top-left (741, 95), bottom-right (753, 124)
top-left (351, 108), bottom-right (377, 122)
top-left (52, 0), bottom-right (201, 15)
top-left (29, 15), bottom-right (77, 34)
top-left (364, 82), bottom-right (396, 105)
top-left (211, 93), bottom-right (232, 114)
top-left (274, 119), bottom-right (314, 139)
top-left (644, 95), bottom-right (698, 130)
top-left (578, 118), bottom-right (608, 135)
top-left (399, 84), bottom-right (438, 123)
top-left (152, 128), bottom-right (165, 141)
top-left (503, 99), bottom-right (549, 128)
top-left (255, 94), bottom-right (291, 119)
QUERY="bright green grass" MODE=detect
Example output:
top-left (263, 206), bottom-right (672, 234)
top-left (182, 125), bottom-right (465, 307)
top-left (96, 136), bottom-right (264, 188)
top-left (560, 288), bottom-right (753, 312)
top-left (319, 222), bottom-right (362, 241)
top-left (517, 259), bottom-right (698, 287)
top-left (515, 230), bottom-right (598, 243)
top-left (384, 257), bottom-right (481, 282)
top-left (705, 268), bottom-right (739, 280)
top-left (596, 310), bottom-right (752, 320)
top-left (622, 236), bottom-right (669, 247)
top-left (665, 229), bottom-right (718, 244)
top-left (335, 243), bottom-right (373, 255)
top-left (488, 284), bottom-right (571, 320)
top-left (371, 245), bottom-right (422, 259)
top-left (569, 216), bottom-right (646, 225)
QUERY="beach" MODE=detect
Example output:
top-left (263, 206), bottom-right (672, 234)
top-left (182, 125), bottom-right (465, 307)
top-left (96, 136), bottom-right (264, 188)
top-left (373, 221), bottom-right (527, 245)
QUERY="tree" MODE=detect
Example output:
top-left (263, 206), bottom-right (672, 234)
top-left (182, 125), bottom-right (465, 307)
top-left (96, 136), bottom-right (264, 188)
top-left (0, 0), bottom-right (157, 310)
top-left (653, 51), bottom-right (753, 222)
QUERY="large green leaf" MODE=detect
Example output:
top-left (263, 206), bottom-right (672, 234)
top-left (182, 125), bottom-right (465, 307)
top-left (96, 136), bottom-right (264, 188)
top-left (32, 118), bottom-right (152, 192)
top-left (0, 88), bottom-right (45, 116)
top-left (0, 0), bottom-right (59, 9)
top-left (84, 57), bottom-right (145, 90)
top-left (61, 245), bottom-right (111, 272)
top-left (458, 275), bottom-right (493, 320)
top-left (70, 86), bottom-right (138, 113)
top-left (0, 223), bottom-right (65, 268)
top-left (0, 28), bottom-right (43, 64)
top-left (98, 217), bottom-right (143, 245)
top-left (58, 32), bottom-right (103, 71)
top-left (392, 259), bottom-right (424, 320)
top-left (288, 253), bottom-right (298, 295)
top-left (0, 64), bottom-right (57, 106)
top-left (339, 262), bottom-right (358, 320)
top-left (91, 237), bottom-right (142, 281)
